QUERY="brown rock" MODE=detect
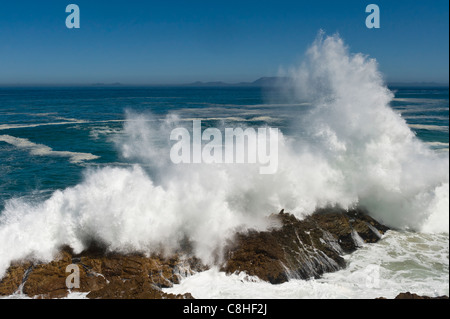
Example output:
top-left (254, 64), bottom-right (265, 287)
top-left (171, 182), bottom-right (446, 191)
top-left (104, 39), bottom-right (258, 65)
top-left (99, 255), bottom-right (171, 286)
top-left (87, 277), bottom-right (193, 299)
top-left (0, 244), bottom-right (204, 299)
top-left (20, 250), bottom-right (107, 299)
top-left (394, 292), bottom-right (449, 299)
top-left (0, 262), bottom-right (32, 296)
top-left (222, 207), bottom-right (389, 284)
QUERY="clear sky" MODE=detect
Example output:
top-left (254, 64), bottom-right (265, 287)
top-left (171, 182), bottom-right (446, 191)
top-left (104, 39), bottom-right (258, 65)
top-left (0, 0), bottom-right (448, 85)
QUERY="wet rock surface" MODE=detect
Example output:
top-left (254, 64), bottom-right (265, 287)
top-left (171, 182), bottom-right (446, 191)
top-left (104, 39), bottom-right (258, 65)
top-left (377, 292), bottom-right (449, 299)
top-left (0, 247), bottom-right (202, 299)
top-left (221, 207), bottom-right (390, 284)
top-left (1, 206), bottom-right (391, 298)
top-left (0, 262), bottom-right (32, 296)
top-left (393, 292), bottom-right (449, 299)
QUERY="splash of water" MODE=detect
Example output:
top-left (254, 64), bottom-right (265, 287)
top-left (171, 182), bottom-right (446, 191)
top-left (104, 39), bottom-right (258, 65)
top-left (284, 33), bottom-right (449, 231)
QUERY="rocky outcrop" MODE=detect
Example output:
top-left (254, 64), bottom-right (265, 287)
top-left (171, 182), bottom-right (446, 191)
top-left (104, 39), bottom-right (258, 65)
top-left (377, 292), bottom-right (449, 299)
top-left (0, 246), bottom-right (204, 299)
top-left (0, 262), bottom-right (32, 296)
top-left (0, 206), bottom-right (389, 298)
top-left (394, 292), bottom-right (449, 299)
top-left (221, 207), bottom-right (389, 284)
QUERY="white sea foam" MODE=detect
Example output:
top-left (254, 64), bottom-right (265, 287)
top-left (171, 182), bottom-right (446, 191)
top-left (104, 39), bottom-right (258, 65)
top-left (401, 115), bottom-right (448, 120)
top-left (426, 142), bottom-right (449, 147)
top-left (396, 107), bottom-right (449, 114)
top-left (89, 126), bottom-right (123, 140)
top-left (164, 231), bottom-right (449, 299)
top-left (0, 121), bottom-right (89, 130)
top-left (0, 135), bottom-right (99, 163)
top-left (393, 98), bottom-right (447, 103)
top-left (408, 124), bottom-right (449, 132)
top-left (0, 119), bottom-right (126, 131)
top-left (0, 33), bottom-right (448, 281)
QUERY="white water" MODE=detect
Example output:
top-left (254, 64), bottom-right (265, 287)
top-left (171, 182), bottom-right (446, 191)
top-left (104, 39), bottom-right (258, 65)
top-left (0, 34), bottom-right (448, 298)
top-left (165, 230), bottom-right (449, 299)
top-left (0, 134), bottom-right (99, 163)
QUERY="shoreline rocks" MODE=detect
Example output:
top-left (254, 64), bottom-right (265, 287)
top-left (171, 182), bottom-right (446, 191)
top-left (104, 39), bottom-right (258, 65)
top-left (221, 207), bottom-right (389, 284)
top-left (0, 206), bottom-right (397, 299)
top-left (377, 292), bottom-right (449, 299)
top-left (0, 247), bottom-right (204, 299)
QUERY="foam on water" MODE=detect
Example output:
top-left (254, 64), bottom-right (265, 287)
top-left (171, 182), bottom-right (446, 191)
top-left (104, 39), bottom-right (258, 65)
top-left (408, 124), bottom-right (449, 132)
top-left (164, 231), bottom-right (449, 299)
top-left (0, 119), bottom-right (125, 131)
top-left (0, 134), bottom-right (99, 163)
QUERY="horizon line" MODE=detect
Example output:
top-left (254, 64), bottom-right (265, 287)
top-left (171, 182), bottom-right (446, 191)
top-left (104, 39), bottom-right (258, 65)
top-left (0, 77), bottom-right (448, 88)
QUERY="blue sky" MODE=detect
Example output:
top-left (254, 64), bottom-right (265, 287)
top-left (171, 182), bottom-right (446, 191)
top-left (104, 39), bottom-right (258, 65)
top-left (0, 0), bottom-right (448, 85)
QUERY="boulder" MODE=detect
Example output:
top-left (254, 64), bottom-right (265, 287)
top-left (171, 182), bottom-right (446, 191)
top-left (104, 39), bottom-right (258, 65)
top-left (394, 292), bottom-right (449, 299)
top-left (87, 277), bottom-right (193, 299)
top-left (222, 207), bottom-right (389, 284)
top-left (0, 262), bottom-right (32, 296)
top-left (0, 246), bottom-right (204, 299)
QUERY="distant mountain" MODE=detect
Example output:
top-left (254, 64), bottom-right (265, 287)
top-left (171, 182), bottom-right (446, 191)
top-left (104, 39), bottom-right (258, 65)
top-left (183, 77), bottom-right (291, 87)
top-left (184, 81), bottom-right (231, 87)
top-left (90, 82), bottom-right (123, 87)
top-left (182, 77), bottom-right (448, 88)
top-left (250, 76), bottom-right (291, 87)
top-left (2, 78), bottom-right (447, 88)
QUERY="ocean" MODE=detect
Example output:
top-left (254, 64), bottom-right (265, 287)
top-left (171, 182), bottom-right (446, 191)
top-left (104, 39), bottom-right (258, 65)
top-left (0, 35), bottom-right (448, 299)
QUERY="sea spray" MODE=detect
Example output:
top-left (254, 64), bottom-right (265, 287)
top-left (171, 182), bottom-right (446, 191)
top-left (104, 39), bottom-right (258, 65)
top-left (0, 33), bottom-right (448, 280)
top-left (284, 33), bottom-right (449, 231)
